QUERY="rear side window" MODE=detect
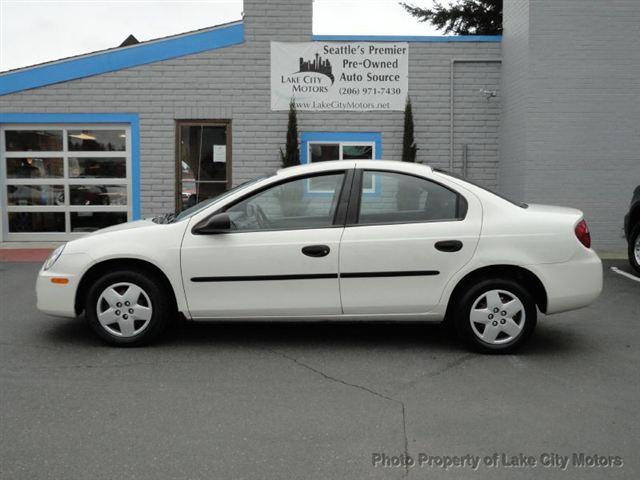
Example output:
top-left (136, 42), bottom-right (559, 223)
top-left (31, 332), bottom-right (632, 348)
top-left (356, 171), bottom-right (467, 225)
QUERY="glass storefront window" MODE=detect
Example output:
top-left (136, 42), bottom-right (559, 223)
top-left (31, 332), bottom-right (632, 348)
top-left (310, 144), bottom-right (339, 163)
top-left (7, 185), bottom-right (64, 206)
top-left (68, 157), bottom-right (126, 178)
top-left (6, 158), bottom-right (64, 178)
top-left (70, 185), bottom-right (127, 206)
top-left (181, 181), bottom-right (226, 210)
top-left (67, 130), bottom-right (126, 151)
top-left (8, 212), bottom-right (65, 232)
top-left (343, 145), bottom-right (373, 159)
top-left (70, 212), bottom-right (127, 232)
top-left (2, 125), bottom-right (131, 239)
top-left (4, 130), bottom-right (63, 151)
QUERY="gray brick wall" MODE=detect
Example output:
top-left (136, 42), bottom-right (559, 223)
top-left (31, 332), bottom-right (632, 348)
top-left (498, 0), bottom-right (529, 201)
top-left (500, 0), bottom-right (640, 250)
top-left (0, 0), bottom-right (500, 222)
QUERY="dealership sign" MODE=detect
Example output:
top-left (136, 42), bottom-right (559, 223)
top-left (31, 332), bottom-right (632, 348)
top-left (271, 41), bottom-right (408, 111)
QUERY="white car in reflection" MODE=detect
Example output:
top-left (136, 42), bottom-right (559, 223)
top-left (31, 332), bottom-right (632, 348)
top-left (37, 160), bottom-right (602, 352)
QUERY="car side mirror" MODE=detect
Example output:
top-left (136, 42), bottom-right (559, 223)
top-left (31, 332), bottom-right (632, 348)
top-left (192, 213), bottom-right (231, 234)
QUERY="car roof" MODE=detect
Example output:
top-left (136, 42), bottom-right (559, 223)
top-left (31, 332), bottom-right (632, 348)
top-left (276, 159), bottom-right (433, 177)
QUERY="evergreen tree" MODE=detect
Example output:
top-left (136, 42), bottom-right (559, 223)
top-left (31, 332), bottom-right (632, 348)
top-left (276, 99), bottom-right (306, 215)
top-left (400, 0), bottom-right (502, 35)
top-left (280, 99), bottom-right (299, 168)
top-left (401, 97), bottom-right (417, 163)
top-left (397, 98), bottom-right (420, 210)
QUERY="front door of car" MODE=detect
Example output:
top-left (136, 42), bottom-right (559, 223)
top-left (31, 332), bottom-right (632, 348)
top-left (180, 170), bottom-right (351, 318)
top-left (338, 169), bottom-right (481, 314)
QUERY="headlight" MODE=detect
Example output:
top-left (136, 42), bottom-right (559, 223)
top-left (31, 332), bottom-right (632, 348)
top-left (43, 244), bottom-right (66, 271)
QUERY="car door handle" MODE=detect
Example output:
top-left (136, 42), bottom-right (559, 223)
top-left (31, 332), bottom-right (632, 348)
top-left (435, 240), bottom-right (463, 252)
top-left (302, 245), bottom-right (331, 257)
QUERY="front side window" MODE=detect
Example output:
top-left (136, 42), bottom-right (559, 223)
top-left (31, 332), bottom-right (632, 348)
top-left (357, 171), bottom-right (466, 225)
top-left (225, 172), bottom-right (345, 231)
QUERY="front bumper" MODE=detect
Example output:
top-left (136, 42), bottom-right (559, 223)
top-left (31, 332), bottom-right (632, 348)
top-left (527, 249), bottom-right (603, 315)
top-left (36, 253), bottom-right (90, 318)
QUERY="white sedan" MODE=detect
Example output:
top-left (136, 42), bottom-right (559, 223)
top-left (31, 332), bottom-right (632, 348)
top-left (36, 160), bottom-right (602, 352)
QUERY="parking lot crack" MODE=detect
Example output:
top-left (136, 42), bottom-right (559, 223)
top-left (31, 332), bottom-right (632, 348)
top-left (390, 353), bottom-right (474, 398)
top-left (267, 349), bottom-right (410, 477)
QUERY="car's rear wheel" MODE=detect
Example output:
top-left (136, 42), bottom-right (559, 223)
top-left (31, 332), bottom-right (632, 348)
top-left (85, 269), bottom-right (171, 346)
top-left (453, 278), bottom-right (537, 353)
top-left (628, 224), bottom-right (640, 274)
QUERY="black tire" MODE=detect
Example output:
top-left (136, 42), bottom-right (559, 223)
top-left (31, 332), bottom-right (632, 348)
top-left (85, 269), bottom-right (172, 346)
top-left (453, 277), bottom-right (537, 354)
top-left (628, 224), bottom-right (640, 275)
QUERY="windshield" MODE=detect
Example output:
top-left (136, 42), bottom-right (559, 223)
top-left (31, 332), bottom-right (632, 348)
top-left (435, 169), bottom-right (528, 209)
top-left (173, 177), bottom-right (265, 222)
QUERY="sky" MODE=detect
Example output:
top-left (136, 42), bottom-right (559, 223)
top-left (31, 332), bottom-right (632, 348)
top-left (0, 0), bottom-right (440, 72)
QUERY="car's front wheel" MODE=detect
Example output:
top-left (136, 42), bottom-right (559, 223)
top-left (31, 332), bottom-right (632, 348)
top-left (453, 278), bottom-right (537, 353)
top-left (628, 224), bottom-right (640, 274)
top-left (85, 269), bottom-right (171, 346)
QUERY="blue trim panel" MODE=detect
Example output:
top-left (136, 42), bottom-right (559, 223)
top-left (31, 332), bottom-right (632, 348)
top-left (311, 34), bottom-right (501, 42)
top-left (0, 23), bottom-right (244, 96)
top-left (0, 112), bottom-right (141, 219)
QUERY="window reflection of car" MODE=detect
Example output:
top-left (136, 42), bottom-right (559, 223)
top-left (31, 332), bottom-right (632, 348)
top-left (70, 185), bottom-right (126, 205)
top-left (181, 179), bottom-right (197, 209)
top-left (7, 185), bottom-right (64, 206)
top-left (181, 161), bottom-right (194, 178)
top-left (70, 186), bottom-right (113, 206)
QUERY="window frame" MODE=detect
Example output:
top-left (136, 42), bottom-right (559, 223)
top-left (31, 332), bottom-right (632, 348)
top-left (192, 168), bottom-right (355, 235)
top-left (306, 141), bottom-right (377, 194)
top-left (1, 123), bottom-right (132, 240)
top-left (346, 169), bottom-right (469, 227)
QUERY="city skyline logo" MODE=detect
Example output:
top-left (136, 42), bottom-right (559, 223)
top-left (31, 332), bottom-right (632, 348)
top-left (297, 53), bottom-right (334, 84)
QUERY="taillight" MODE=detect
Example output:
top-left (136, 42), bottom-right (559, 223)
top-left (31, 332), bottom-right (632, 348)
top-left (575, 219), bottom-right (591, 248)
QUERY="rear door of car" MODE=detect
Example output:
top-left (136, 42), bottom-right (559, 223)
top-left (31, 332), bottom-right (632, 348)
top-left (338, 168), bottom-right (481, 314)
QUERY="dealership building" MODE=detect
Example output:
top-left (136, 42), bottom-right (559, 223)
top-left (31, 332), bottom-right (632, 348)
top-left (0, 0), bottom-right (637, 251)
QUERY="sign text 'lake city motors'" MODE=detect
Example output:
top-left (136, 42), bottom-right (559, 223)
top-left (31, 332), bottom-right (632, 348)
top-left (271, 42), bottom-right (408, 111)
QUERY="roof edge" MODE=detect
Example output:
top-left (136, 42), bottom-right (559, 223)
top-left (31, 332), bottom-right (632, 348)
top-left (0, 21), bottom-right (244, 96)
top-left (311, 34), bottom-right (502, 43)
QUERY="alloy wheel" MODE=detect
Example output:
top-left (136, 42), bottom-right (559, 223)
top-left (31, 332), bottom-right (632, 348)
top-left (96, 282), bottom-right (153, 337)
top-left (469, 289), bottom-right (526, 345)
top-left (635, 235), bottom-right (640, 264)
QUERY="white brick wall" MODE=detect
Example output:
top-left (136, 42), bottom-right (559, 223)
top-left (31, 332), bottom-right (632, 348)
top-left (0, 0), bottom-right (501, 222)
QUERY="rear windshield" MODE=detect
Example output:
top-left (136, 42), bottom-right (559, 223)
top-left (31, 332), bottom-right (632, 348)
top-left (435, 169), bottom-right (528, 209)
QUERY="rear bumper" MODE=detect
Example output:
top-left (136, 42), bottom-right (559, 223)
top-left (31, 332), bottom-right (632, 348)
top-left (527, 250), bottom-right (603, 315)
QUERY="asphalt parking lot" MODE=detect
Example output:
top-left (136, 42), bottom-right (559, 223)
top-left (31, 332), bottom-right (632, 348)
top-left (1, 260), bottom-right (638, 479)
